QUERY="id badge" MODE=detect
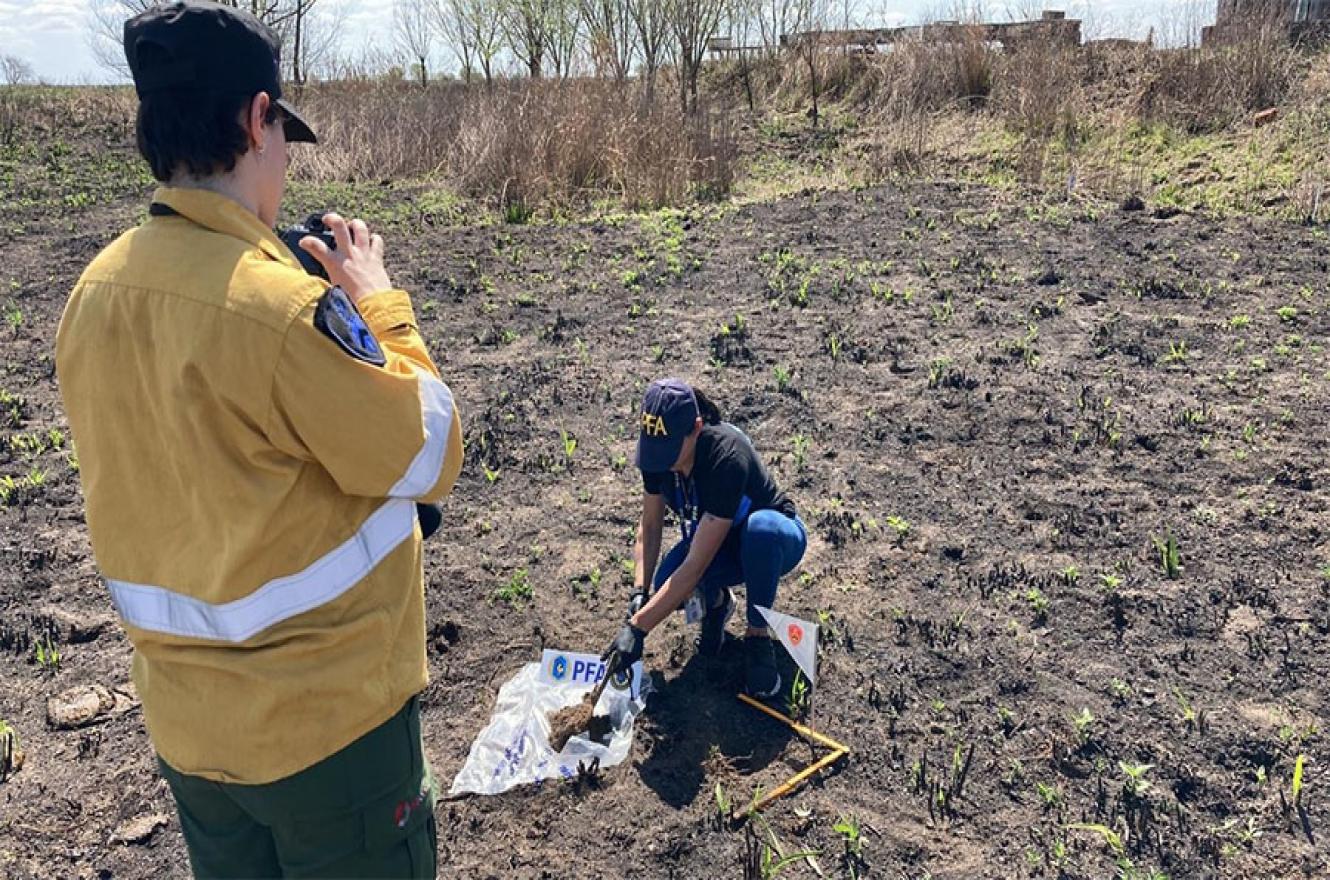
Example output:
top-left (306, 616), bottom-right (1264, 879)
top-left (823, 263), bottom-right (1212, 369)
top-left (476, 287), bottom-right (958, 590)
top-left (684, 593), bottom-right (705, 625)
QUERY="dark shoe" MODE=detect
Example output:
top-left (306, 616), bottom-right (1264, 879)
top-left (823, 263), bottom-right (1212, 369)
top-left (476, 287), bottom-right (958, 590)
top-left (695, 588), bottom-right (735, 657)
top-left (744, 635), bottom-right (782, 698)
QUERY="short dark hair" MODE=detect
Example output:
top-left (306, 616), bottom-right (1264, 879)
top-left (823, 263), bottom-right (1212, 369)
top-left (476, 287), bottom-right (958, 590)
top-left (135, 88), bottom-right (279, 182)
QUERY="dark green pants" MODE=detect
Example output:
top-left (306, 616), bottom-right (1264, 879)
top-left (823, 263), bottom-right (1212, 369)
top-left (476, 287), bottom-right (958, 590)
top-left (158, 697), bottom-right (437, 879)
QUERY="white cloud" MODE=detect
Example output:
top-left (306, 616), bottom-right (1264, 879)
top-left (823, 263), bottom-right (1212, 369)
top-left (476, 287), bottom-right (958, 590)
top-left (2, 0), bottom-right (83, 30)
top-left (343, 0), bottom-right (393, 32)
top-left (341, 1), bottom-right (395, 49)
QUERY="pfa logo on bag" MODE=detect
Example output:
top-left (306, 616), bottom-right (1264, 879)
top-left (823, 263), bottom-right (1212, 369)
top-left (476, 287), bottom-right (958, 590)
top-left (540, 650), bottom-right (642, 700)
top-left (546, 653), bottom-right (592, 684)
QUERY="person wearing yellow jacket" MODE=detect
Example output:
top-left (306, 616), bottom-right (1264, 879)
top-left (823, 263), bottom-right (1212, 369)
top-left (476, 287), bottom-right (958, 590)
top-left (54, 3), bottom-right (461, 877)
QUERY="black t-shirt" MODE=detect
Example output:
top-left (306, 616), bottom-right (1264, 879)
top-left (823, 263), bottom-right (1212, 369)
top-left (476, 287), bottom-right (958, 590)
top-left (642, 422), bottom-right (796, 543)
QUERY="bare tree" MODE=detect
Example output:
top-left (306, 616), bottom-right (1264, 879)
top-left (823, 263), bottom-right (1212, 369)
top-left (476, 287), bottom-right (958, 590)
top-left (1, 55), bottom-right (35, 86)
top-left (545, 0), bottom-right (584, 78)
top-left (290, 1), bottom-right (344, 83)
top-left (261, 0), bottom-right (334, 83)
top-left (396, 0), bottom-right (435, 84)
top-left (1160, 0), bottom-right (1219, 47)
top-left (237, 1), bottom-right (295, 20)
top-left (89, 1), bottom-right (315, 78)
top-left (468, 0), bottom-right (508, 83)
top-left (435, 0), bottom-right (506, 84)
top-left (89, 0), bottom-right (160, 76)
top-left (725, 0), bottom-right (760, 111)
top-left (999, 1), bottom-right (1042, 21)
top-left (505, 0), bottom-right (556, 77)
top-left (434, 0), bottom-right (476, 82)
top-left (754, 0), bottom-right (798, 49)
top-left (325, 38), bottom-right (404, 80)
top-left (627, 0), bottom-right (671, 103)
top-left (579, 0), bottom-right (638, 80)
top-left (837, 0), bottom-right (854, 30)
top-left (789, 0), bottom-right (831, 126)
top-left (283, 0), bottom-right (320, 84)
top-left (668, 0), bottom-right (730, 114)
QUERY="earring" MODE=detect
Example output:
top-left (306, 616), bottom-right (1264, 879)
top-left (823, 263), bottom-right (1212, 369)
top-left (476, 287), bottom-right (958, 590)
top-left (258, 143), bottom-right (267, 156)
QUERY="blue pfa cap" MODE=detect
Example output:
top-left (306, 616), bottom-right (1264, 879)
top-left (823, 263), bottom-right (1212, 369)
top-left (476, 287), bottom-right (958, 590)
top-left (635, 378), bottom-right (699, 473)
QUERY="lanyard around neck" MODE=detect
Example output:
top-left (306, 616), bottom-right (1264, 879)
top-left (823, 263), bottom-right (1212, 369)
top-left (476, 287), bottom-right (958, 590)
top-left (673, 473), bottom-right (698, 542)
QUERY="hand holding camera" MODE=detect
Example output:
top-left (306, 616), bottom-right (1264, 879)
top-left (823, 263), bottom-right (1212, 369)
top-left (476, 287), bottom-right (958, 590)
top-left (279, 211), bottom-right (443, 542)
top-left (280, 212), bottom-right (393, 305)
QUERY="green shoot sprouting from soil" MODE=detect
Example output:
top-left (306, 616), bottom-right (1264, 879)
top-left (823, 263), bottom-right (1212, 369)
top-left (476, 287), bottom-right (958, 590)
top-left (786, 669), bottom-right (810, 720)
top-left (714, 781), bottom-right (731, 827)
top-left (1071, 708), bottom-right (1095, 747)
top-left (34, 632), bottom-right (60, 671)
top-left (1120, 761), bottom-right (1154, 797)
top-left (833, 814), bottom-right (866, 880)
top-left (494, 568), bottom-right (533, 606)
top-left (1153, 533), bottom-right (1182, 580)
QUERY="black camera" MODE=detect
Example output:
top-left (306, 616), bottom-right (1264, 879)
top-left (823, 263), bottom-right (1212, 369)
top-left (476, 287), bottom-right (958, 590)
top-left (279, 213), bottom-right (337, 280)
top-left (278, 210), bottom-right (444, 542)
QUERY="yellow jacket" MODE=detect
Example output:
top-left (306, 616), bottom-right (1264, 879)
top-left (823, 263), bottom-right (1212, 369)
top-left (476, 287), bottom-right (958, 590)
top-left (55, 187), bottom-right (463, 784)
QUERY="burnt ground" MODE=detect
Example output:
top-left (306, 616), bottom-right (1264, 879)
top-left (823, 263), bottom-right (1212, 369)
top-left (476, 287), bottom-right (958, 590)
top-left (1, 160), bottom-right (1329, 880)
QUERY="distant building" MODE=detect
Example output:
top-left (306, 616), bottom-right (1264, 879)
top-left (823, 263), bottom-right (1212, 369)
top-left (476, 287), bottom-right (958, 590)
top-left (1217, 1), bottom-right (1330, 21)
top-left (1206, 1), bottom-right (1330, 43)
top-left (780, 11), bottom-right (1082, 54)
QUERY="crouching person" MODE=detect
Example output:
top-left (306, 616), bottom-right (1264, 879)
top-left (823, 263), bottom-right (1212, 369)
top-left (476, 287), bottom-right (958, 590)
top-left (604, 379), bottom-right (807, 698)
top-left (54, 3), bottom-right (462, 877)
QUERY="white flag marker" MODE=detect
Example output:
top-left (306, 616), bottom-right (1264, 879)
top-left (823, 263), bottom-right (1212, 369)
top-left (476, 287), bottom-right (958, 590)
top-left (756, 606), bottom-right (818, 687)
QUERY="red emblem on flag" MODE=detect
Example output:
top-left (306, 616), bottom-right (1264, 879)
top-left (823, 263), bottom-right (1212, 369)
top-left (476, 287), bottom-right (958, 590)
top-left (787, 624), bottom-right (803, 646)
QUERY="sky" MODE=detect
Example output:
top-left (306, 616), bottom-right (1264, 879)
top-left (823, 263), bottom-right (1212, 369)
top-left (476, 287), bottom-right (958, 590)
top-left (2, 0), bottom-right (1219, 85)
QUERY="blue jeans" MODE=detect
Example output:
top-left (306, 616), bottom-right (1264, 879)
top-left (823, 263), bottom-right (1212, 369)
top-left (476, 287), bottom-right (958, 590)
top-left (654, 510), bottom-right (807, 629)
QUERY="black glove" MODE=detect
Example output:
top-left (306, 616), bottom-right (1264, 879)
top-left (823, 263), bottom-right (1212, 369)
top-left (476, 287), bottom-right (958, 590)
top-left (603, 623), bottom-right (645, 676)
top-left (627, 589), bottom-right (650, 620)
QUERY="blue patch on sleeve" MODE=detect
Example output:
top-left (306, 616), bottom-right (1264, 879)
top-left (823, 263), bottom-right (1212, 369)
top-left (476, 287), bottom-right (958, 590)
top-left (313, 286), bottom-right (386, 367)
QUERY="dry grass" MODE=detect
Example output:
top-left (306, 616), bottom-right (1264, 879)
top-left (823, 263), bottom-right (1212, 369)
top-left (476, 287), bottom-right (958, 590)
top-left (832, 30), bottom-right (998, 118)
top-left (715, 19), bottom-right (1324, 212)
top-left (993, 40), bottom-right (1082, 141)
top-left (290, 79), bottom-right (735, 212)
top-left (1, 80), bottom-right (734, 216)
top-left (1, 85), bottom-right (136, 149)
top-left (1137, 24), bottom-right (1300, 132)
top-left (837, 23), bottom-right (1301, 137)
top-left (7, 17), bottom-right (1328, 222)
top-left (0, 89), bottom-right (24, 147)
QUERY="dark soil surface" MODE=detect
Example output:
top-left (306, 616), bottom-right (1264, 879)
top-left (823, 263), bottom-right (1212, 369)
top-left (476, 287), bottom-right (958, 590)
top-left (2, 161), bottom-right (1329, 879)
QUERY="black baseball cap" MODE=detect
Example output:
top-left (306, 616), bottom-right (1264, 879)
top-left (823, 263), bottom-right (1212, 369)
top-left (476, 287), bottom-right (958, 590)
top-left (636, 378), bottom-right (700, 473)
top-left (123, 0), bottom-right (316, 144)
